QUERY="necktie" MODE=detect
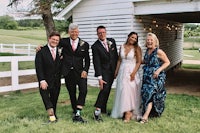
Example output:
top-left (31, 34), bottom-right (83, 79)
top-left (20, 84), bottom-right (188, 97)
top-left (72, 40), bottom-right (76, 51)
top-left (51, 48), bottom-right (56, 60)
top-left (103, 41), bottom-right (109, 52)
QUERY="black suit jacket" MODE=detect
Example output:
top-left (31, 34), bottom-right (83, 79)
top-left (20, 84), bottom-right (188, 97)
top-left (59, 37), bottom-right (90, 78)
top-left (35, 45), bottom-right (62, 88)
top-left (91, 38), bottom-right (118, 78)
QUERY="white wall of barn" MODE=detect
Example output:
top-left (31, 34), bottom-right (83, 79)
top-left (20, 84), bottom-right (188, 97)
top-left (71, 0), bottom-right (137, 87)
top-left (67, 0), bottom-right (183, 87)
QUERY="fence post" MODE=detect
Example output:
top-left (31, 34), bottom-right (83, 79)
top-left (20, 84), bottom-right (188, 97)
top-left (0, 44), bottom-right (2, 52)
top-left (11, 57), bottom-right (19, 91)
top-left (28, 44), bottom-right (31, 56)
top-left (13, 44), bottom-right (16, 54)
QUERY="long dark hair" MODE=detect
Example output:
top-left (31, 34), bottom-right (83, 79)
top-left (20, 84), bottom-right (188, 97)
top-left (125, 31), bottom-right (138, 46)
top-left (125, 32), bottom-right (139, 58)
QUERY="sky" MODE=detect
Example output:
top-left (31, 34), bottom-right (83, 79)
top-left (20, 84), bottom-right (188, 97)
top-left (0, 0), bottom-right (32, 17)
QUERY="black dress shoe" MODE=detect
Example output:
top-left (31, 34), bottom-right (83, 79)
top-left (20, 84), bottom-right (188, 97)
top-left (105, 112), bottom-right (111, 116)
top-left (72, 115), bottom-right (87, 123)
top-left (93, 113), bottom-right (103, 122)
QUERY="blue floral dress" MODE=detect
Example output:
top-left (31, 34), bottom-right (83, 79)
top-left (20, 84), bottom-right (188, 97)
top-left (141, 48), bottom-right (166, 117)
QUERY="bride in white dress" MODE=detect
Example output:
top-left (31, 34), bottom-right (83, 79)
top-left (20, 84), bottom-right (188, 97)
top-left (111, 32), bottom-right (142, 122)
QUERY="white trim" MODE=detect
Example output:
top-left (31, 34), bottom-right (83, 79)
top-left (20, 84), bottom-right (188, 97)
top-left (134, 1), bottom-right (200, 15)
top-left (56, 0), bottom-right (82, 19)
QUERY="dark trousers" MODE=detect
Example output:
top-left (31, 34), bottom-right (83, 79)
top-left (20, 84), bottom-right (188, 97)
top-left (94, 73), bottom-right (114, 113)
top-left (39, 82), bottom-right (60, 115)
top-left (64, 70), bottom-right (87, 113)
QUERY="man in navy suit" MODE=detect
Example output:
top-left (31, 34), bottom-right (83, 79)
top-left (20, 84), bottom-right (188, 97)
top-left (59, 23), bottom-right (90, 123)
top-left (91, 26), bottom-right (118, 121)
top-left (35, 31), bottom-right (62, 123)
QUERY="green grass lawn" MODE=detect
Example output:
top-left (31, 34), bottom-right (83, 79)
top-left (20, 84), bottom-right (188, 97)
top-left (183, 49), bottom-right (200, 60)
top-left (0, 60), bottom-right (34, 71)
top-left (0, 29), bottom-right (47, 45)
top-left (0, 29), bottom-right (68, 45)
top-left (0, 29), bottom-right (199, 132)
top-left (0, 86), bottom-right (199, 133)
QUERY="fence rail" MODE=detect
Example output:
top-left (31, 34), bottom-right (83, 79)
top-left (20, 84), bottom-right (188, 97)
top-left (0, 43), bottom-right (36, 56)
top-left (0, 56), bottom-right (101, 93)
top-left (0, 56), bottom-right (38, 93)
top-left (0, 44), bottom-right (115, 93)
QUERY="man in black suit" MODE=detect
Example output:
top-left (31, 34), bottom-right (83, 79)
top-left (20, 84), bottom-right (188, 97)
top-left (91, 25), bottom-right (118, 121)
top-left (59, 23), bottom-right (90, 123)
top-left (35, 31), bottom-right (62, 123)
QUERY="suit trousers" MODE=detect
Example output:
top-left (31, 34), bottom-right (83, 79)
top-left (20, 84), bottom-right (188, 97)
top-left (64, 70), bottom-right (87, 113)
top-left (94, 72), bottom-right (114, 113)
top-left (39, 82), bottom-right (60, 115)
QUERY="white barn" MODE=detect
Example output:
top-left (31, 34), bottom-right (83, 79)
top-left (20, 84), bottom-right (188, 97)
top-left (56, 0), bottom-right (200, 86)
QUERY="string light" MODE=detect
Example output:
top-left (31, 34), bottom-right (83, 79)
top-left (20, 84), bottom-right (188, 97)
top-left (137, 17), bottom-right (182, 32)
top-left (138, 17), bottom-right (142, 22)
top-left (152, 20), bottom-right (157, 24)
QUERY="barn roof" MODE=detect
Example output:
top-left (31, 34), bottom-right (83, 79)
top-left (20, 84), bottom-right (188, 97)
top-left (56, 0), bottom-right (200, 23)
top-left (56, 0), bottom-right (82, 20)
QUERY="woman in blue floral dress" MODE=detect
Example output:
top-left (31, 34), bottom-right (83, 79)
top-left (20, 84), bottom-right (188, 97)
top-left (140, 33), bottom-right (170, 123)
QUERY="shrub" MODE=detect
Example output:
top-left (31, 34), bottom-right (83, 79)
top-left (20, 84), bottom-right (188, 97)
top-left (0, 15), bottom-right (18, 30)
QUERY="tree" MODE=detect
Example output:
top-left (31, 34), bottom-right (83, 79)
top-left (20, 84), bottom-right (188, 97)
top-left (8, 0), bottom-right (72, 38)
top-left (0, 15), bottom-right (18, 30)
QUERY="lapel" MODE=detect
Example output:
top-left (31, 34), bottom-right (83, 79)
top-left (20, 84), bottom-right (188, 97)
top-left (76, 40), bottom-right (80, 52)
top-left (98, 40), bottom-right (110, 55)
top-left (44, 45), bottom-right (57, 64)
top-left (55, 48), bottom-right (60, 62)
top-left (71, 37), bottom-right (83, 53)
top-left (66, 38), bottom-right (74, 52)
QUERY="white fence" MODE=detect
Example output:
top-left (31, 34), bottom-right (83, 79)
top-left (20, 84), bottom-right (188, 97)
top-left (0, 56), bottom-right (38, 93)
top-left (0, 44), bottom-right (36, 56)
top-left (0, 56), bottom-right (99, 93)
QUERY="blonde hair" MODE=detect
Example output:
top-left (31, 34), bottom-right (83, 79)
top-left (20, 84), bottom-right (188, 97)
top-left (146, 32), bottom-right (159, 48)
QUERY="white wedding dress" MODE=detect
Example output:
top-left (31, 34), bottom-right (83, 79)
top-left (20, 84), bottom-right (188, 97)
top-left (111, 45), bottom-right (141, 119)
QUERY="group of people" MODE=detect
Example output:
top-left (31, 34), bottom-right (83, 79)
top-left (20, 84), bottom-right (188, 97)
top-left (35, 23), bottom-right (170, 124)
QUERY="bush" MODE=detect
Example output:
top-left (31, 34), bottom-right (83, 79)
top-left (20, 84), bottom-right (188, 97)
top-left (17, 19), bottom-right (43, 27)
top-left (54, 19), bottom-right (70, 33)
top-left (0, 15), bottom-right (18, 30)
top-left (184, 37), bottom-right (200, 43)
top-left (5, 21), bottom-right (18, 29)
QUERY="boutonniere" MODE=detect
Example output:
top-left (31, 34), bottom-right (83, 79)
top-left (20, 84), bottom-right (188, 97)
top-left (107, 40), bottom-right (112, 48)
top-left (79, 40), bottom-right (85, 46)
top-left (58, 47), bottom-right (63, 56)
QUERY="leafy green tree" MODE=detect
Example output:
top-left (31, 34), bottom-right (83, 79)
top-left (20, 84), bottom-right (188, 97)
top-left (184, 24), bottom-right (198, 31)
top-left (9, 0), bottom-right (72, 38)
top-left (17, 19), bottom-right (43, 27)
top-left (0, 15), bottom-right (18, 29)
top-left (54, 19), bottom-right (70, 33)
top-left (184, 24), bottom-right (200, 37)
